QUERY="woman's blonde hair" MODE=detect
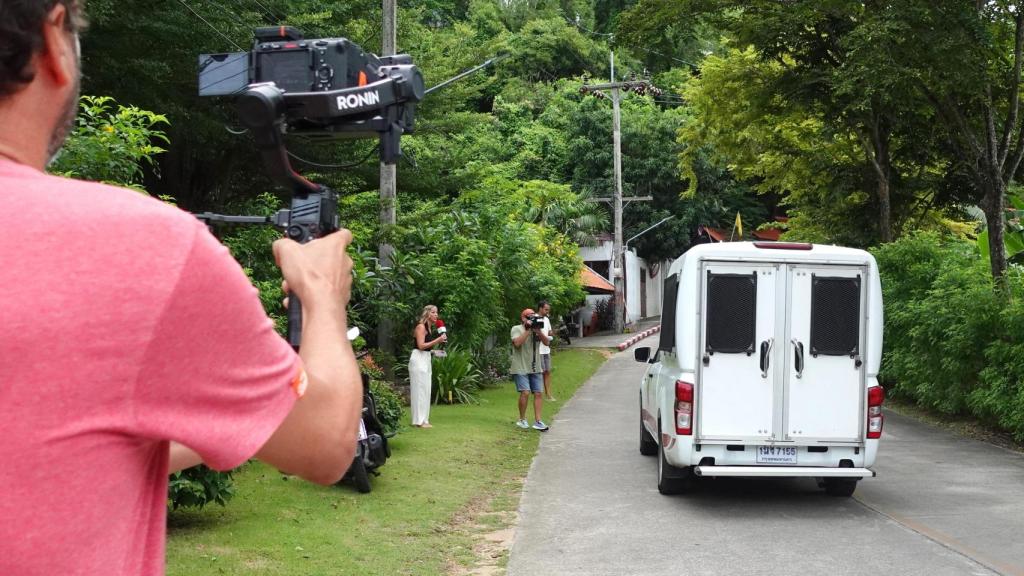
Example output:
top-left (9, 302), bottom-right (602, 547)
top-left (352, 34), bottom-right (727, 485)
top-left (417, 305), bottom-right (437, 326)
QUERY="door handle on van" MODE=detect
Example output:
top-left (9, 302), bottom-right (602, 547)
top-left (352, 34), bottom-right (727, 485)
top-left (792, 338), bottom-right (804, 378)
top-left (759, 338), bottom-right (774, 378)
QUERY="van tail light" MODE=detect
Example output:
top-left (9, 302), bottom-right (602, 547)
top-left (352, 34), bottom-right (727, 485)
top-left (675, 380), bottom-right (694, 436)
top-left (867, 386), bottom-right (885, 439)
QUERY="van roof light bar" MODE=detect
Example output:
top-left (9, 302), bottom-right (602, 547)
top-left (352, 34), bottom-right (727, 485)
top-left (753, 242), bottom-right (813, 250)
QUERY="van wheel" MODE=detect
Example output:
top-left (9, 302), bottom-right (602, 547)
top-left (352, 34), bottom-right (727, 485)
top-left (823, 477), bottom-right (858, 497)
top-left (657, 420), bottom-right (694, 495)
top-left (640, 398), bottom-right (657, 456)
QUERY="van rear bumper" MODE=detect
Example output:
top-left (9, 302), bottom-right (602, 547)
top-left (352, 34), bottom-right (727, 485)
top-left (694, 466), bottom-right (875, 478)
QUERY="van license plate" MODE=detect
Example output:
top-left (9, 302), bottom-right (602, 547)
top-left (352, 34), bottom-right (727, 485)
top-left (756, 446), bottom-right (797, 465)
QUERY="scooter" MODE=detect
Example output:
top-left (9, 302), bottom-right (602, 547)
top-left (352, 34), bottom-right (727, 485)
top-left (335, 330), bottom-right (387, 491)
top-left (342, 345), bottom-right (391, 493)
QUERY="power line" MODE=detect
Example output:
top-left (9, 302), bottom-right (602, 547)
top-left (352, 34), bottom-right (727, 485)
top-left (204, 0), bottom-right (253, 30)
top-left (641, 46), bottom-right (700, 68)
top-left (561, 10), bottom-right (701, 71)
top-left (176, 0), bottom-right (244, 51)
top-left (287, 145), bottom-right (380, 169)
top-left (223, 0), bottom-right (271, 22)
top-left (250, 0), bottom-right (286, 22)
top-left (566, 13), bottom-right (614, 39)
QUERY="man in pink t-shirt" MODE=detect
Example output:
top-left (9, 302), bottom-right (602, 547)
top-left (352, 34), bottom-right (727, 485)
top-left (0, 2), bottom-right (363, 574)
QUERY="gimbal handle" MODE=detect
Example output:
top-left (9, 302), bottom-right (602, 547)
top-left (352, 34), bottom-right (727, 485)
top-left (235, 84), bottom-right (340, 348)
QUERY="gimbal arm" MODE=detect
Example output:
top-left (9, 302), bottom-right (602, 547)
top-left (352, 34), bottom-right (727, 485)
top-left (232, 83), bottom-right (341, 347)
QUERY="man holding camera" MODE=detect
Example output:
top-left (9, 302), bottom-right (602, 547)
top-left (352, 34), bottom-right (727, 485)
top-left (0, 2), bottom-right (361, 574)
top-left (536, 299), bottom-right (556, 401)
top-left (511, 308), bottom-right (551, 431)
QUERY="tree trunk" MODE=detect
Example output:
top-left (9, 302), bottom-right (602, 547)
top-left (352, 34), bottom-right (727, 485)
top-left (877, 176), bottom-right (892, 243)
top-left (861, 112), bottom-right (894, 243)
top-left (981, 176), bottom-right (1009, 287)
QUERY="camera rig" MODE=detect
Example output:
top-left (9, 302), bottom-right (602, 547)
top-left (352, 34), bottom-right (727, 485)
top-left (195, 27), bottom-right (424, 347)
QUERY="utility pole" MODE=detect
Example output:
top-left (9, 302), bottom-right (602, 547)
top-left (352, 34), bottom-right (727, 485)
top-left (581, 52), bottom-right (657, 333)
top-left (378, 0), bottom-right (397, 355)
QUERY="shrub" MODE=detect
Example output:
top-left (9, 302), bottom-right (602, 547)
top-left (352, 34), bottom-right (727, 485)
top-left (370, 378), bottom-right (405, 435)
top-left (473, 345), bottom-right (512, 387)
top-left (871, 234), bottom-right (1024, 440)
top-left (168, 465), bottom-right (235, 510)
top-left (432, 348), bottom-right (481, 404)
top-left (873, 234), bottom-right (1001, 412)
top-left (972, 270), bottom-right (1024, 440)
top-left (49, 95), bottom-right (168, 188)
top-left (594, 297), bottom-right (615, 331)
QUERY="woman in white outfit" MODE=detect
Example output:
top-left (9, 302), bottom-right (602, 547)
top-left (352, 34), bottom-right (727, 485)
top-left (409, 305), bottom-right (446, 428)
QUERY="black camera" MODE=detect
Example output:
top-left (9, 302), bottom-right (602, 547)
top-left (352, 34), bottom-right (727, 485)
top-left (198, 26), bottom-right (423, 164)
top-left (526, 314), bottom-right (545, 329)
top-left (198, 26), bottom-right (414, 96)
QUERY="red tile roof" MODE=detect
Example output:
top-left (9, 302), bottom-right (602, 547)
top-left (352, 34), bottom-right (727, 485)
top-left (581, 265), bottom-right (615, 294)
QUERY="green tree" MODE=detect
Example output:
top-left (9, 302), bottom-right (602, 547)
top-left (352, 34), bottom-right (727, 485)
top-left (50, 95), bottom-right (168, 189)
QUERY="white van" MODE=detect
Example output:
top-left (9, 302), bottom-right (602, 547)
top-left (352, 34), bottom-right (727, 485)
top-left (634, 241), bottom-right (885, 496)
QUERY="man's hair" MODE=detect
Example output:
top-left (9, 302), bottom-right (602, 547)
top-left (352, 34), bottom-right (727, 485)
top-left (537, 299), bottom-right (550, 310)
top-left (0, 0), bottom-right (87, 98)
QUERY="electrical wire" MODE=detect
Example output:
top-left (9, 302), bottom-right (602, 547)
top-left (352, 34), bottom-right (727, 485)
top-left (250, 0), bottom-right (286, 22)
top-left (562, 12), bottom-right (614, 39)
top-left (176, 0), bottom-right (244, 51)
top-left (286, 145), bottom-right (380, 169)
top-left (203, 0), bottom-right (252, 29)
top-left (224, 0), bottom-right (273, 23)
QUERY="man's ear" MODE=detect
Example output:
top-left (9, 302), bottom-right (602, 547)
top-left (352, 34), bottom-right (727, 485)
top-left (39, 4), bottom-right (76, 88)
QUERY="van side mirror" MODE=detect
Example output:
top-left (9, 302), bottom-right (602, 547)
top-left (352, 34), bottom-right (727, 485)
top-left (634, 346), bottom-right (651, 363)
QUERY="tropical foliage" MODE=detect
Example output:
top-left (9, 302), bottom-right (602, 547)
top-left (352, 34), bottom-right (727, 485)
top-left (50, 0), bottom-right (1024, 497)
top-left (874, 234), bottom-right (1024, 440)
top-left (432, 348), bottom-right (482, 405)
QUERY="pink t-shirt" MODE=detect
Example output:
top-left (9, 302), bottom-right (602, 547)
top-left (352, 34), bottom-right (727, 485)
top-left (0, 159), bottom-right (301, 575)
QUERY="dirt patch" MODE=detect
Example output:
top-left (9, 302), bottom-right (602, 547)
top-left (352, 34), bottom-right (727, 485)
top-left (445, 483), bottom-right (522, 576)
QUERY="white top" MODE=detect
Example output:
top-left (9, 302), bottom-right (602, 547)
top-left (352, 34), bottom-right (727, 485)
top-left (538, 316), bottom-right (552, 355)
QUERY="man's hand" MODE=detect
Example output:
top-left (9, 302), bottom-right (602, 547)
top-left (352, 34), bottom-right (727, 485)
top-left (273, 229), bottom-right (354, 316)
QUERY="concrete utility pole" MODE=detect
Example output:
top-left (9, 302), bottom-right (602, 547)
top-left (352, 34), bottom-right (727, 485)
top-left (581, 52), bottom-right (655, 334)
top-left (378, 0), bottom-right (397, 354)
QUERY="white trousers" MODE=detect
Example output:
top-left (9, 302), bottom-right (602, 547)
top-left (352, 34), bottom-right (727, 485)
top-left (409, 349), bottom-right (432, 425)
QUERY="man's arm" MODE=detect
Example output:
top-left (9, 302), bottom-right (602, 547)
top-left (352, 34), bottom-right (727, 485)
top-left (512, 325), bottom-right (531, 348)
top-left (254, 231), bottom-right (362, 485)
top-left (169, 442), bottom-right (203, 473)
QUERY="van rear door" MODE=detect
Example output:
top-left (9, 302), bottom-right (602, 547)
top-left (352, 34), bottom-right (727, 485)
top-left (785, 266), bottom-right (866, 442)
top-left (697, 263), bottom-right (779, 441)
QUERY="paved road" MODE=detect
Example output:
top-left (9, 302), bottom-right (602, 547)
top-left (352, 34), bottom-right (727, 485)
top-left (508, 335), bottom-right (1024, 576)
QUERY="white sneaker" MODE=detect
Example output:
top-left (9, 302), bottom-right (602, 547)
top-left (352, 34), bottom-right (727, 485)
top-left (532, 420), bottom-right (549, 431)
top-left (516, 419), bottom-right (529, 429)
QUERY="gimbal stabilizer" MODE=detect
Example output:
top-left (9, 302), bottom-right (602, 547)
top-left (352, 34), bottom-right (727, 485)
top-left (195, 27), bottom-right (424, 348)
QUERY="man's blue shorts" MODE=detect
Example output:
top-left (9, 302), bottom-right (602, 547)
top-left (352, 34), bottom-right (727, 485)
top-left (513, 373), bottom-right (543, 393)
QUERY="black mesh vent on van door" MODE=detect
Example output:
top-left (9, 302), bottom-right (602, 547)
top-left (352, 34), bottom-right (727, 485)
top-left (706, 272), bottom-right (756, 354)
top-left (659, 275), bottom-right (679, 352)
top-left (810, 275), bottom-right (861, 356)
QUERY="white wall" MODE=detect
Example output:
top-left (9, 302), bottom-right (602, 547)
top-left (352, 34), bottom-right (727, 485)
top-left (625, 250), bottom-right (641, 324)
top-left (579, 243), bottom-right (613, 263)
top-left (578, 240), bottom-right (679, 330)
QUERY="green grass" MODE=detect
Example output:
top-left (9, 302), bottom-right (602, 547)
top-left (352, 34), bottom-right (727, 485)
top-left (165, 348), bottom-right (608, 575)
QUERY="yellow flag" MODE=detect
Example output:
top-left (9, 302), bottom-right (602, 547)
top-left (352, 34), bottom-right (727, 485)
top-left (734, 211), bottom-right (743, 238)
